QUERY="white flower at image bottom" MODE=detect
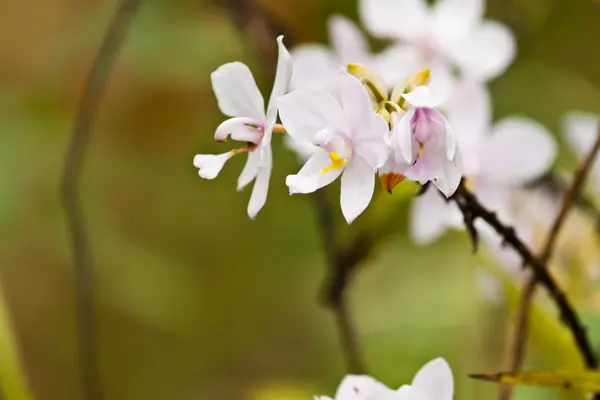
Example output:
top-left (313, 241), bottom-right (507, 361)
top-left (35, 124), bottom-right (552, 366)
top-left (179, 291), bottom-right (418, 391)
top-left (315, 358), bottom-right (454, 400)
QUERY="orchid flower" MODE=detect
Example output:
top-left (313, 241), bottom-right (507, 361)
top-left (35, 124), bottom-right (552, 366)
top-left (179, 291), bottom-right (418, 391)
top-left (315, 358), bottom-right (454, 400)
top-left (386, 85), bottom-right (462, 198)
top-left (193, 36), bottom-right (292, 219)
top-left (359, 0), bottom-right (516, 82)
top-left (562, 111), bottom-right (600, 194)
top-left (409, 79), bottom-right (557, 245)
top-left (278, 73), bottom-right (389, 223)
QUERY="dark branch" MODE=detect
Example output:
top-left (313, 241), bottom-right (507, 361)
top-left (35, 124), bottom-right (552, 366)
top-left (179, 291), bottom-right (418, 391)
top-left (60, 1), bottom-right (140, 399)
top-left (453, 182), bottom-right (598, 370)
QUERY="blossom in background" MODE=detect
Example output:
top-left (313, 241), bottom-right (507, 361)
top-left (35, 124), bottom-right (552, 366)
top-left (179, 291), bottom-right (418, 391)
top-left (290, 15), bottom-right (412, 91)
top-left (278, 73), bottom-right (389, 223)
top-left (409, 79), bottom-right (557, 245)
top-left (315, 358), bottom-right (454, 400)
top-left (562, 112), bottom-right (600, 194)
top-left (193, 36), bottom-right (292, 219)
top-left (359, 0), bottom-right (515, 82)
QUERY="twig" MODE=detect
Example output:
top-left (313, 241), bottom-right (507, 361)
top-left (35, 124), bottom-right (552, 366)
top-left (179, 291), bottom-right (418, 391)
top-left (501, 122), bottom-right (600, 400)
top-left (453, 183), bottom-right (598, 371)
top-left (60, 1), bottom-right (140, 399)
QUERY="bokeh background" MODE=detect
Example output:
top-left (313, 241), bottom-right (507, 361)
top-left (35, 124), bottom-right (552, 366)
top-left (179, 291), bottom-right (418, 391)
top-left (2, 0), bottom-right (600, 399)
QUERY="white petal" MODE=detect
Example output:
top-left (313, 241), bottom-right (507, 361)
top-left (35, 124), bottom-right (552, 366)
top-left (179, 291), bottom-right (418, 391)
top-left (286, 150), bottom-right (342, 194)
top-left (335, 375), bottom-right (389, 400)
top-left (193, 152), bottom-right (232, 179)
top-left (290, 44), bottom-right (338, 90)
top-left (372, 44), bottom-right (423, 88)
top-left (411, 358), bottom-right (454, 400)
top-left (446, 20), bottom-right (516, 81)
top-left (265, 35), bottom-right (294, 133)
top-left (214, 117), bottom-right (264, 143)
top-left (329, 15), bottom-right (369, 64)
top-left (444, 116), bottom-right (457, 161)
top-left (278, 88), bottom-right (348, 142)
top-left (354, 112), bottom-right (390, 169)
top-left (433, 149), bottom-right (462, 197)
top-left (401, 86), bottom-right (441, 108)
top-left (340, 156), bottom-right (375, 223)
top-left (480, 117), bottom-right (556, 184)
top-left (431, 0), bottom-right (484, 42)
top-left (237, 150), bottom-right (260, 190)
top-left (284, 135), bottom-right (319, 162)
top-left (211, 62), bottom-right (265, 120)
top-left (247, 147), bottom-right (272, 219)
top-left (409, 188), bottom-right (453, 245)
top-left (392, 111), bottom-right (416, 163)
top-left (359, 0), bottom-right (429, 40)
top-left (446, 78), bottom-right (490, 145)
top-left (341, 74), bottom-right (375, 138)
top-left (562, 111), bottom-right (600, 157)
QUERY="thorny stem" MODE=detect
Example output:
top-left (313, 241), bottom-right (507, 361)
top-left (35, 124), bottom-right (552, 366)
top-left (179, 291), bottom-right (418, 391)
top-left (452, 183), bottom-right (598, 379)
top-left (501, 122), bottom-right (600, 400)
top-left (61, 1), bottom-right (140, 399)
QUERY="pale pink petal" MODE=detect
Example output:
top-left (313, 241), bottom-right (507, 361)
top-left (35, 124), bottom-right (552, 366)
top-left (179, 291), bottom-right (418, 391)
top-left (402, 86), bottom-right (442, 108)
top-left (446, 78), bottom-right (490, 150)
top-left (340, 74), bottom-right (374, 137)
top-left (290, 45), bottom-right (339, 90)
top-left (562, 111), bottom-right (600, 192)
top-left (247, 146), bottom-right (272, 219)
top-left (264, 36), bottom-right (293, 146)
top-left (211, 62), bottom-right (265, 120)
top-left (340, 156), bottom-right (376, 223)
top-left (392, 111), bottom-right (416, 163)
top-left (431, 0), bottom-right (484, 43)
top-left (359, 0), bottom-right (429, 40)
top-left (354, 112), bottom-right (390, 170)
top-left (284, 135), bottom-right (318, 162)
top-left (278, 88), bottom-right (348, 143)
top-left (411, 358), bottom-right (454, 400)
top-left (480, 117), bottom-right (556, 184)
top-left (237, 150), bottom-right (260, 190)
top-left (445, 20), bottom-right (516, 81)
top-left (335, 375), bottom-right (389, 400)
top-left (410, 188), bottom-right (453, 245)
top-left (286, 150), bottom-right (342, 194)
top-left (373, 44), bottom-right (423, 88)
top-left (329, 15), bottom-right (369, 64)
top-left (193, 152), bottom-right (233, 179)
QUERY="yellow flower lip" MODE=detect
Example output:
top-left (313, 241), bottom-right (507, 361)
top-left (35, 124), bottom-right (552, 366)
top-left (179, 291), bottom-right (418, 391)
top-left (321, 152), bottom-right (346, 174)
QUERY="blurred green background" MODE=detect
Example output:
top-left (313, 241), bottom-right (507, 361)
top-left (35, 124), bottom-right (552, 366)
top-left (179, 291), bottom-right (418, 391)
top-left (1, 0), bottom-right (600, 399)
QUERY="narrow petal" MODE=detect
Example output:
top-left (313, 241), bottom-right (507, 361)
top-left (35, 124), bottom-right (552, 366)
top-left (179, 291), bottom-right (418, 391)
top-left (373, 44), bottom-right (422, 88)
top-left (193, 152), bottom-right (232, 179)
top-left (335, 375), bottom-right (389, 400)
top-left (265, 35), bottom-right (294, 133)
top-left (444, 116), bottom-right (457, 161)
top-left (392, 111), bottom-right (416, 163)
top-left (237, 150), bottom-right (260, 190)
top-left (480, 117), bottom-right (556, 184)
top-left (286, 150), bottom-right (342, 194)
top-left (278, 88), bottom-right (348, 142)
top-left (409, 188), bottom-right (453, 245)
top-left (401, 86), bottom-right (442, 108)
top-left (340, 74), bottom-right (375, 137)
top-left (214, 117), bottom-right (264, 143)
top-left (445, 78), bottom-right (491, 149)
top-left (359, 0), bottom-right (429, 40)
top-left (433, 148), bottom-right (462, 197)
top-left (211, 62), bottom-right (265, 120)
top-left (340, 156), bottom-right (375, 223)
top-left (329, 15), bottom-right (369, 64)
top-left (446, 21), bottom-right (516, 81)
top-left (431, 0), bottom-right (484, 42)
top-left (411, 358), bottom-right (454, 400)
top-left (247, 147), bottom-right (272, 219)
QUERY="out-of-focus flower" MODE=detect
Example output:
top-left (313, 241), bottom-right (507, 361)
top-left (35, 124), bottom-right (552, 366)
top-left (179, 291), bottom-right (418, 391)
top-left (278, 73), bottom-right (389, 223)
top-left (315, 358), bottom-right (454, 400)
top-left (359, 0), bottom-right (516, 82)
top-left (409, 80), bottom-right (556, 244)
top-left (193, 36), bottom-right (292, 219)
top-left (389, 85), bottom-right (462, 197)
top-left (290, 15), bottom-right (420, 90)
top-left (562, 112), bottom-right (600, 194)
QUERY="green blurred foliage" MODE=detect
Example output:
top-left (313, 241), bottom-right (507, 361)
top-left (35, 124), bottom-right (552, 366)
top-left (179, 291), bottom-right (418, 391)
top-left (0, 0), bottom-right (600, 399)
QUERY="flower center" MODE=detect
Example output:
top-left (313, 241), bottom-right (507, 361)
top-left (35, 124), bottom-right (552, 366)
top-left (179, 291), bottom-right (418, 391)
top-left (321, 152), bottom-right (347, 174)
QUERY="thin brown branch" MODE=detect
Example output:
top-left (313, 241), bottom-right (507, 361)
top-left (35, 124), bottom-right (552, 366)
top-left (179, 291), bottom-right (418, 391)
top-left (60, 1), bottom-right (140, 399)
top-left (453, 183), bottom-right (597, 372)
top-left (501, 122), bottom-right (600, 400)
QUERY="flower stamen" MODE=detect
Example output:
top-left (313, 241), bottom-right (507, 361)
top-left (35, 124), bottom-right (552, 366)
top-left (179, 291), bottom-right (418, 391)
top-left (321, 152), bottom-right (346, 174)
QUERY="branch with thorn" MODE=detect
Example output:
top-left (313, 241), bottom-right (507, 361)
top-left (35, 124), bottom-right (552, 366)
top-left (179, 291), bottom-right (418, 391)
top-left (61, 1), bottom-right (140, 399)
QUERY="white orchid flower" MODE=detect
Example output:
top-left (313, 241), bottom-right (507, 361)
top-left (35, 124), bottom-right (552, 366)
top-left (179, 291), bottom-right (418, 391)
top-left (315, 358), bottom-right (454, 400)
top-left (193, 35), bottom-right (292, 219)
top-left (409, 80), bottom-right (557, 245)
top-left (562, 111), bottom-right (600, 194)
top-left (278, 73), bottom-right (390, 223)
top-left (359, 0), bottom-right (516, 82)
top-left (391, 85), bottom-right (462, 198)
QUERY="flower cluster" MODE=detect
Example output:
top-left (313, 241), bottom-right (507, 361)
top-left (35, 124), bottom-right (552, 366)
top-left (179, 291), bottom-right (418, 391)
top-left (194, 34), bottom-right (462, 223)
